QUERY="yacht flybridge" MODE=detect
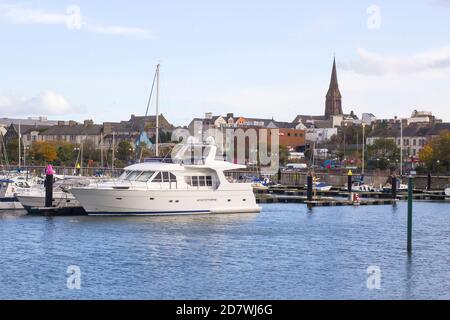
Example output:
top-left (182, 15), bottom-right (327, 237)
top-left (71, 138), bottom-right (261, 216)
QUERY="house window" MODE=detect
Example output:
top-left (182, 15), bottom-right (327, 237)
top-left (413, 139), bottom-right (416, 146)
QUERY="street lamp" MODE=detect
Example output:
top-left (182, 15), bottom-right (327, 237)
top-left (343, 123), bottom-right (347, 163)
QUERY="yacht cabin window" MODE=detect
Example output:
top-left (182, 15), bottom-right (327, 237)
top-left (185, 176), bottom-right (213, 187)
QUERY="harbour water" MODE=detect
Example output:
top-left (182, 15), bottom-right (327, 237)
top-left (1, 202), bottom-right (450, 300)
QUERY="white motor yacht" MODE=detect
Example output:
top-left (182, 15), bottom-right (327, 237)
top-left (71, 138), bottom-right (261, 216)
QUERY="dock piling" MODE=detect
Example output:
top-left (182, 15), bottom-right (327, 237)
top-left (427, 172), bottom-right (432, 191)
top-left (347, 170), bottom-right (353, 196)
top-left (45, 165), bottom-right (55, 208)
top-left (391, 175), bottom-right (397, 199)
top-left (407, 176), bottom-right (413, 253)
top-left (307, 174), bottom-right (313, 202)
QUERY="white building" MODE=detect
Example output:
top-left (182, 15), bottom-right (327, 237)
top-left (305, 128), bottom-right (338, 143)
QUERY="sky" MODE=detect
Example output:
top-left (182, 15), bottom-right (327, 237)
top-left (0, 0), bottom-right (450, 126)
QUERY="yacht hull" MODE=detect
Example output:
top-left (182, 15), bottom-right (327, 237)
top-left (71, 188), bottom-right (261, 216)
top-left (0, 198), bottom-right (24, 210)
top-left (16, 193), bottom-right (81, 214)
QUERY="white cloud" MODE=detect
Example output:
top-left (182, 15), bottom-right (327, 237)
top-left (0, 3), bottom-right (154, 38)
top-left (86, 23), bottom-right (155, 38)
top-left (0, 91), bottom-right (83, 116)
top-left (347, 47), bottom-right (450, 76)
top-left (0, 4), bottom-right (67, 24)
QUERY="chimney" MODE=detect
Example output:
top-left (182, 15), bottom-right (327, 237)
top-left (57, 121), bottom-right (65, 127)
top-left (103, 123), bottom-right (113, 135)
top-left (84, 119), bottom-right (94, 127)
top-left (205, 112), bottom-right (213, 120)
top-left (69, 120), bottom-right (77, 127)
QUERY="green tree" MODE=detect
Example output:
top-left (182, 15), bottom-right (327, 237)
top-left (82, 140), bottom-right (100, 163)
top-left (56, 142), bottom-right (77, 165)
top-left (278, 145), bottom-right (289, 167)
top-left (367, 138), bottom-right (399, 161)
top-left (117, 140), bottom-right (134, 161)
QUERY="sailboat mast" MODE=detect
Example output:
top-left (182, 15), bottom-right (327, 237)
top-left (112, 131), bottom-right (115, 171)
top-left (18, 121), bottom-right (21, 169)
top-left (156, 64), bottom-right (160, 157)
top-left (100, 133), bottom-right (104, 168)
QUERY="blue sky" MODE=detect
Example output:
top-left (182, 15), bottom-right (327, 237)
top-left (1, 0), bottom-right (450, 125)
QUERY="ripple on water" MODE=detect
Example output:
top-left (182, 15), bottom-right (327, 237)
top-left (1, 202), bottom-right (450, 299)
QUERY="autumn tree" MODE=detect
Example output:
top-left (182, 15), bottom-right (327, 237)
top-left (30, 141), bottom-right (57, 163)
top-left (419, 131), bottom-right (450, 172)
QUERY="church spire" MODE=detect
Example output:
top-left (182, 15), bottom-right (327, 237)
top-left (325, 57), bottom-right (343, 119)
top-left (329, 57), bottom-right (339, 90)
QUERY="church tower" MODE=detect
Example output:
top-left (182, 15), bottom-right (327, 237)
top-left (325, 57), bottom-right (343, 119)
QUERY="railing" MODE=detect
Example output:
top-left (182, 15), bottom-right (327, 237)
top-left (0, 165), bottom-right (124, 178)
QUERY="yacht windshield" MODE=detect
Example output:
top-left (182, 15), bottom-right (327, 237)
top-left (136, 171), bottom-right (155, 182)
top-left (124, 171), bottom-right (141, 181)
top-left (119, 171), bottom-right (130, 180)
top-left (120, 170), bottom-right (155, 182)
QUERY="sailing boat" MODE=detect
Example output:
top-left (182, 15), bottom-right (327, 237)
top-left (138, 64), bottom-right (160, 162)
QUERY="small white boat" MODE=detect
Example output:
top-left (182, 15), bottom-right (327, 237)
top-left (15, 176), bottom-right (91, 214)
top-left (382, 182), bottom-right (408, 193)
top-left (0, 176), bottom-right (38, 210)
top-left (311, 181), bottom-right (333, 192)
top-left (0, 178), bottom-right (24, 210)
top-left (445, 188), bottom-right (450, 197)
top-left (348, 181), bottom-right (379, 192)
top-left (16, 190), bottom-right (81, 214)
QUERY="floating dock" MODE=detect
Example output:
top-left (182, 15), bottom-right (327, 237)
top-left (27, 206), bottom-right (87, 216)
top-left (254, 185), bottom-right (449, 206)
top-left (255, 194), bottom-right (396, 206)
